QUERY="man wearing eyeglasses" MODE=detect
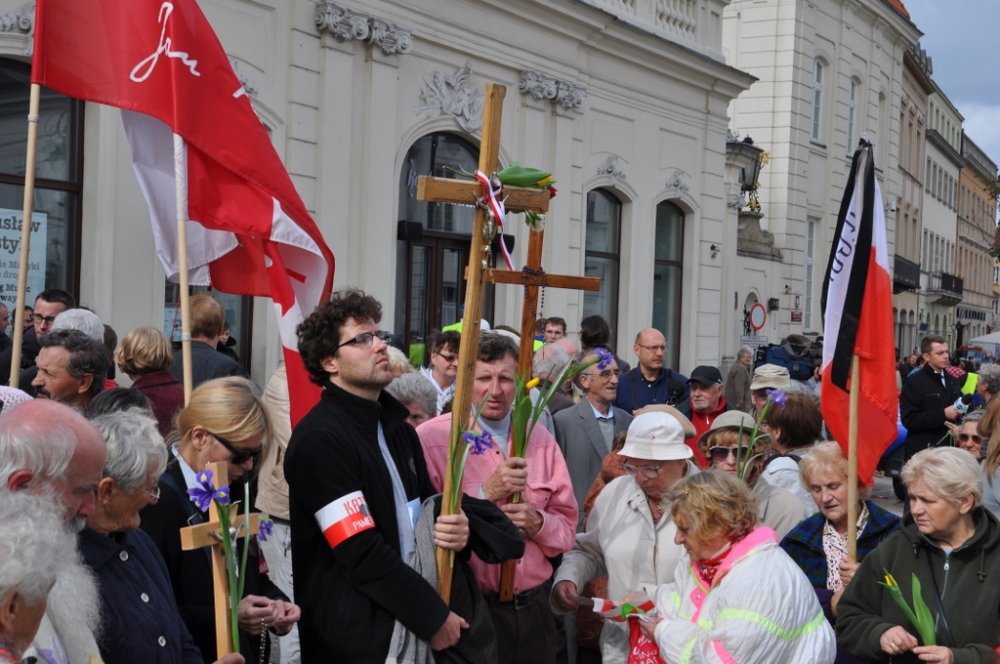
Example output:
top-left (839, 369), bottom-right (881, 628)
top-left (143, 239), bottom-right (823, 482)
top-left (285, 289), bottom-right (474, 663)
top-left (615, 328), bottom-right (689, 414)
top-left (417, 332), bottom-right (577, 664)
top-left (420, 330), bottom-right (461, 414)
top-left (554, 347), bottom-right (633, 529)
top-left (0, 288), bottom-right (74, 386)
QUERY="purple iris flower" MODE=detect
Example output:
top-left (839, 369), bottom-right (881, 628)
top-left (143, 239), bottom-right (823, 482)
top-left (463, 431), bottom-right (495, 456)
top-left (188, 469), bottom-right (229, 511)
top-left (594, 348), bottom-right (614, 371)
top-left (766, 389), bottom-right (788, 407)
top-left (258, 519), bottom-right (274, 542)
top-left (215, 485), bottom-right (231, 505)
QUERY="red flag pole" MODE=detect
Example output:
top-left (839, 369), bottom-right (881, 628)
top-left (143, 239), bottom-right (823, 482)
top-left (847, 353), bottom-right (860, 563)
top-left (174, 134), bottom-right (193, 406)
top-left (9, 84), bottom-right (40, 389)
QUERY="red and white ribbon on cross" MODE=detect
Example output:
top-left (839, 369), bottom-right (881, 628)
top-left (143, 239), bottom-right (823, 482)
top-left (474, 170), bottom-right (514, 270)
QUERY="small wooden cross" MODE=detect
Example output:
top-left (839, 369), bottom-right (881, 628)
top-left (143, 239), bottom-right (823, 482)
top-left (179, 461), bottom-right (260, 658)
top-left (416, 83), bottom-right (600, 602)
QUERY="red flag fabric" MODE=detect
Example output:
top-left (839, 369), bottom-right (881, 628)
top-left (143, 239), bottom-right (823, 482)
top-left (32, 0), bottom-right (335, 425)
top-left (820, 140), bottom-right (898, 486)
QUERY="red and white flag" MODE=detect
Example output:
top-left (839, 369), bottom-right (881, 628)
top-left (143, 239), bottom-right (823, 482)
top-left (31, 0), bottom-right (335, 425)
top-left (820, 139), bottom-right (898, 486)
top-left (315, 490), bottom-right (376, 549)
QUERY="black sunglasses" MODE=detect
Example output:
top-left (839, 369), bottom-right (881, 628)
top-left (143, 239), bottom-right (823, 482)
top-left (209, 431), bottom-right (262, 465)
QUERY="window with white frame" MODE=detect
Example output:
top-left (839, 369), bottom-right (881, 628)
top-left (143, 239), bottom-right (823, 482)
top-left (846, 79), bottom-right (858, 154)
top-left (805, 219), bottom-right (816, 330)
top-left (811, 60), bottom-right (824, 143)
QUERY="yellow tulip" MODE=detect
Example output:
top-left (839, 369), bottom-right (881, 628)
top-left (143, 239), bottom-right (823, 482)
top-left (526, 377), bottom-right (540, 390)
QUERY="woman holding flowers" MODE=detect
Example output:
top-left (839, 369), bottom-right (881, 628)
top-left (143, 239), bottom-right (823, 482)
top-left (779, 441), bottom-right (899, 664)
top-left (642, 471), bottom-right (836, 664)
top-left (838, 447), bottom-right (1000, 663)
top-left (550, 411), bottom-right (698, 664)
top-left (140, 377), bottom-right (299, 663)
top-left (696, 410), bottom-right (805, 539)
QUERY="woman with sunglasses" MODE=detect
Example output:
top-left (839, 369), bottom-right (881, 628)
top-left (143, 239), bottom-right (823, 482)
top-left (551, 411), bottom-right (697, 664)
top-left (778, 442), bottom-right (899, 664)
top-left (141, 376), bottom-right (300, 663)
top-left (697, 410), bottom-right (805, 539)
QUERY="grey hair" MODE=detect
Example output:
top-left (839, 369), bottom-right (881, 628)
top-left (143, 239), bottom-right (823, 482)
top-left (737, 345), bottom-right (753, 360)
top-left (963, 409), bottom-right (985, 425)
top-left (901, 446), bottom-right (983, 508)
top-left (0, 491), bottom-right (75, 603)
top-left (533, 343), bottom-right (570, 379)
top-left (979, 364), bottom-right (1000, 396)
top-left (0, 405), bottom-right (77, 487)
top-left (39, 329), bottom-right (109, 401)
top-left (52, 308), bottom-right (104, 342)
top-left (90, 408), bottom-right (167, 492)
top-left (385, 374), bottom-right (438, 419)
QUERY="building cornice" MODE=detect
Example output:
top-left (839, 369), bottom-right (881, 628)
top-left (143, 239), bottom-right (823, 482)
top-left (927, 129), bottom-right (963, 170)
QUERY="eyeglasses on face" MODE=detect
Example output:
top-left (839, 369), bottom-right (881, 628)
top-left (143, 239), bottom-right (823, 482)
top-left (31, 313), bottom-right (58, 325)
top-left (622, 460), bottom-right (667, 478)
top-left (209, 431), bottom-right (263, 465)
top-left (709, 446), bottom-right (752, 463)
top-left (957, 433), bottom-right (983, 444)
top-left (637, 344), bottom-right (667, 352)
top-left (139, 484), bottom-right (161, 502)
top-left (335, 330), bottom-right (392, 352)
top-left (584, 369), bottom-right (622, 379)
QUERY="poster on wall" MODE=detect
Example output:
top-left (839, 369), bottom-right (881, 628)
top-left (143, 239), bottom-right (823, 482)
top-left (0, 208), bottom-right (48, 308)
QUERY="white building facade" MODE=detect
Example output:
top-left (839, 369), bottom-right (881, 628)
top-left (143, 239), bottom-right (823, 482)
top-left (0, 0), bottom-right (755, 384)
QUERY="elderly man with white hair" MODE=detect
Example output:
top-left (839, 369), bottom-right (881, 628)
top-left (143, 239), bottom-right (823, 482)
top-left (0, 491), bottom-right (75, 663)
top-left (0, 399), bottom-right (106, 664)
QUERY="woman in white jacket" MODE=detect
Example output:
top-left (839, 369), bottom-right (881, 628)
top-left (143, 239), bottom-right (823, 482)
top-left (550, 411), bottom-right (697, 664)
top-left (643, 471), bottom-right (836, 664)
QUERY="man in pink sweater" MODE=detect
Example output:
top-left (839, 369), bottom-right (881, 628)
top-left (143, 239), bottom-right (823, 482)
top-left (417, 332), bottom-right (577, 664)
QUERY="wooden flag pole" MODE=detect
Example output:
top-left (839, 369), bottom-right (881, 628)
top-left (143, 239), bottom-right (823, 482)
top-left (432, 83), bottom-right (507, 602)
top-left (9, 84), bottom-right (41, 389)
top-left (847, 353), bottom-right (860, 562)
top-left (173, 134), bottom-right (194, 406)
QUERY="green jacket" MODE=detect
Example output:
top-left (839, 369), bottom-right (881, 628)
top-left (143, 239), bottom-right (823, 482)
top-left (837, 507), bottom-right (1000, 664)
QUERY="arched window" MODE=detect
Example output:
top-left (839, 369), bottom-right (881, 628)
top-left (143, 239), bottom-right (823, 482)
top-left (811, 59), bottom-right (825, 143)
top-left (583, 189), bottom-right (622, 345)
top-left (653, 202), bottom-right (684, 370)
top-left (394, 133), bottom-right (494, 360)
top-left (846, 78), bottom-right (858, 154)
top-left (0, 59), bottom-right (83, 300)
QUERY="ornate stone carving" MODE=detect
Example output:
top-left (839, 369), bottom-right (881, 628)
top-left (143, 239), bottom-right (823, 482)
top-left (413, 64), bottom-right (483, 134)
top-left (315, 2), bottom-right (412, 55)
top-left (0, 4), bottom-right (34, 56)
top-left (367, 17), bottom-right (412, 55)
top-left (228, 57), bottom-right (258, 98)
top-left (519, 70), bottom-right (586, 111)
top-left (727, 193), bottom-right (744, 209)
top-left (597, 155), bottom-right (627, 182)
top-left (665, 169), bottom-right (690, 192)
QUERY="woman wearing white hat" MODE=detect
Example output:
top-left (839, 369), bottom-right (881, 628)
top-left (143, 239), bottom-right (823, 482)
top-left (549, 411), bottom-right (698, 664)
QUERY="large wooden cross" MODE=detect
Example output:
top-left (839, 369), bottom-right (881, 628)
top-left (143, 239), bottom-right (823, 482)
top-left (179, 461), bottom-right (260, 658)
top-left (416, 83), bottom-right (599, 601)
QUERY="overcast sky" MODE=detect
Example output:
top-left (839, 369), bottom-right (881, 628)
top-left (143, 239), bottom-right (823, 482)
top-left (904, 0), bottom-right (1000, 166)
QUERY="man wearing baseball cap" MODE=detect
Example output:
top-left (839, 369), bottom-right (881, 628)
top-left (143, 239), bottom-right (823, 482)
top-left (679, 365), bottom-right (731, 467)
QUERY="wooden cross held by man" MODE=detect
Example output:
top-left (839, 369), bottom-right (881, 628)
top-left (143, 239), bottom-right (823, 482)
top-left (416, 82), bottom-right (600, 601)
top-left (179, 461), bottom-right (260, 658)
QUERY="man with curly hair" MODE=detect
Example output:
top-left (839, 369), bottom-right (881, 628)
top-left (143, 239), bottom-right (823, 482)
top-left (284, 289), bottom-right (471, 662)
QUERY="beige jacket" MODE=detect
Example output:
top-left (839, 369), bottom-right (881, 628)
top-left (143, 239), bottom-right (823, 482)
top-left (256, 363), bottom-right (292, 519)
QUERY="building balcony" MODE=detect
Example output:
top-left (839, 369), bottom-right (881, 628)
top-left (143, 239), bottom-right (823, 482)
top-left (926, 272), bottom-right (964, 306)
top-left (893, 255), bottom-right (921, 293)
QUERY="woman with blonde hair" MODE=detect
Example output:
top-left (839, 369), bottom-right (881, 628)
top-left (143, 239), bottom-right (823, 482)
top-left (140, 376), bottom-right (300, 663)
top-left (117, 326), bottom-right (185, 437)
top-left (643, 471), bottom-right (836, 664)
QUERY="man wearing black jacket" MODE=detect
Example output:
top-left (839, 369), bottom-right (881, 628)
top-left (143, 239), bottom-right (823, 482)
top-left (901, 334), bottom-right (963, 460)
top-left (285, 289), bottom-right (470, 662)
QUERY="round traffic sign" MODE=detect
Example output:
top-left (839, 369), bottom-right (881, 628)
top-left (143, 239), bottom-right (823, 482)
top-left (749, 302), bottom-right (767, 331)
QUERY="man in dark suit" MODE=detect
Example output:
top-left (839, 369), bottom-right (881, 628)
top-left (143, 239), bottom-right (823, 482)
top-left (554, 347), bottom-right (634, 529)
top-left (901, 334), bottom-right (964, 459)
top-left (169, 292), bottom-right (244, 388)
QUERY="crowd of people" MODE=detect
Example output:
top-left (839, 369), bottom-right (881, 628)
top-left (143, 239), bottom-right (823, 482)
top-left (4, 288), bottom-right (1000, 664)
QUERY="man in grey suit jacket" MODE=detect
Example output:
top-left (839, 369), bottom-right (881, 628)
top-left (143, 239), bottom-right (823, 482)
top-left (553, 348), bottom-right (633, 529)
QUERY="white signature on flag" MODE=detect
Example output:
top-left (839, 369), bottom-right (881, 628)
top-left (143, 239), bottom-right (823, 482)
top-left (130, 2), bottom-right (201, 83)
